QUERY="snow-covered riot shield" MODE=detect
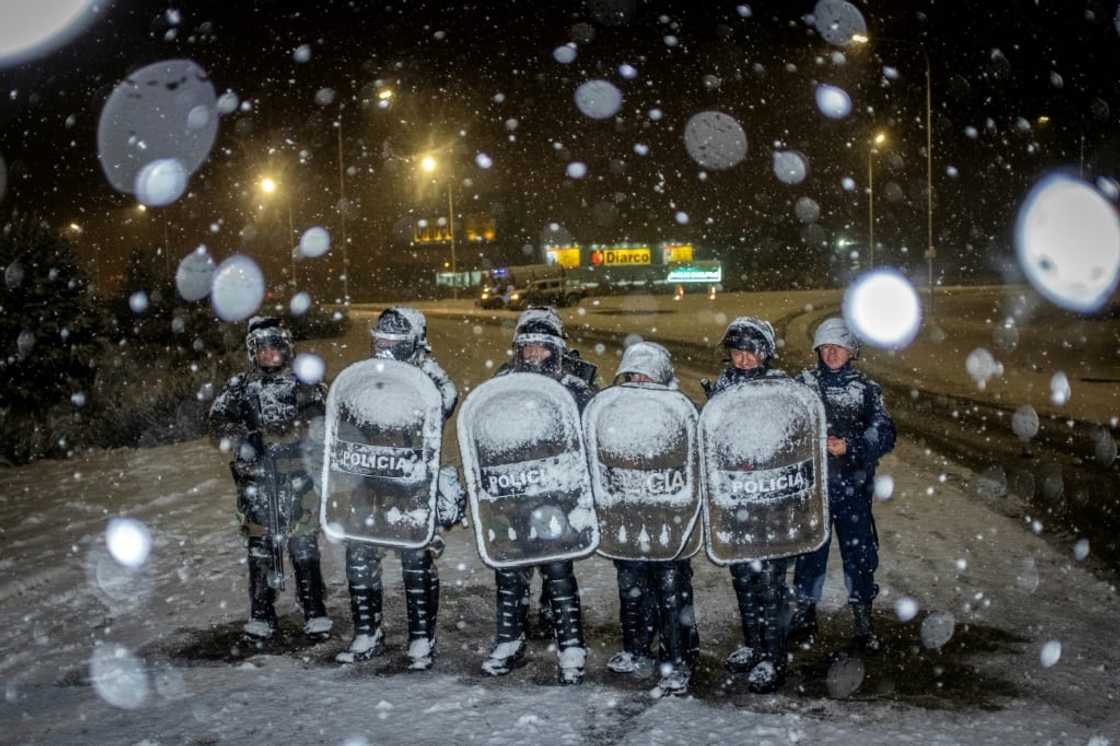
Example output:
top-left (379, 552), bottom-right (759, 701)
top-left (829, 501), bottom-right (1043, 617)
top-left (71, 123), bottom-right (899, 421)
top-left (698, 378), bottom-right (828, 565)
top-left (319, 359), bottom-right (442, 549)
top-left (457, 373), bottom-right (599, 569)
top-left (583, 386), bottom-right (702, 561)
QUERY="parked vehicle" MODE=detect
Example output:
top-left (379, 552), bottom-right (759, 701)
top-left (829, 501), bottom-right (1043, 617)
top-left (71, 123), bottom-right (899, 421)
top-left (508, 276), bottom-right (586, 310)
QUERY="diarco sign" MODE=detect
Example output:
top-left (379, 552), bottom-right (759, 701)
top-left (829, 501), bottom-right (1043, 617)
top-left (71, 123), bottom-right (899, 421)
top-left (331, 440), bottom-right (425, 481)
top-left (590, 247), bottom-right (651, 266)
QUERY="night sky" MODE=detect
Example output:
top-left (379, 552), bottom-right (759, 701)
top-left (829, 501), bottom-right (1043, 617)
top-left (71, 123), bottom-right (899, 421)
top-left (2, 0), bottom-right (1120, 294)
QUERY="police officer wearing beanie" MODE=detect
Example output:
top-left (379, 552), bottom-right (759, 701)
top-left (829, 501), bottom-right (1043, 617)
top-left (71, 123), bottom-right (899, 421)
top-left (789, 317), bottom-right (895, 652)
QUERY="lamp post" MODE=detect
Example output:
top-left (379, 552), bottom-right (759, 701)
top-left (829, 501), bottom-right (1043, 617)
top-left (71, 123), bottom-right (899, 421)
top-left (867, 131), bottom-right (887, 269)
top-left (260, 176), bottom-right (297, 290)
top-left (420, 154), bottom-right (458, 299)
top-left (852, 35), bottom-right (936, 318)
top-left (335, 110), bottom-right (351, 303)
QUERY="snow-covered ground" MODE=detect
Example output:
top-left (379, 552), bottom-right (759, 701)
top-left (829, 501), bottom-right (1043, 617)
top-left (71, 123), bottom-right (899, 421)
top-left (1, 313), bottom-right (1118, 744)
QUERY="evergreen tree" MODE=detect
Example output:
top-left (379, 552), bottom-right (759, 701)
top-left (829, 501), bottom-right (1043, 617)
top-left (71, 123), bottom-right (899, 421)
top-left (0, 214), bottom-right (101, 417)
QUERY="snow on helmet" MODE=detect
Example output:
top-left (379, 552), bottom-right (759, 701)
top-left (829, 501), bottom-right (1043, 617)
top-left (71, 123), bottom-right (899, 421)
top-left (246, 315), bottom-right (292, 372)
top-left (615, 340), bottom-right (677, 388)
top-left (720, 316), bottom-right (777, 360)
top-left (812, 316), bottom-right (860, 358)
top-left (514, 306), bottom-right (565, 339)
top-left (369, 306), bottom-right (430, 362)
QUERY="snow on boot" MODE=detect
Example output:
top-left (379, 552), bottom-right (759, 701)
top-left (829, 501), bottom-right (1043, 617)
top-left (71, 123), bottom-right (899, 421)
top-left (335, 629), bottom-right (384, 663)
top-left (243, 619), bottom-right (276, 640)
top-left (851, 604), bottom-right (880, 653)
top-left (407, 637), bottom-right (437, 671)
top-left (788, 600), bottom-right (818, 647)
top-left (558, 646), bottom-right (586, 686)
top-left (607, 651), bottom-right (655, 675)
top-left (746, 660), bottom-right (781, 694)
top-left (655, 667), bottom-right (690, 697)
top-left (304, 616), bottom-right (333, 638)
top-left (725, 645), bottom-right (760, 674)
top-left (481, 638), bottom-right (527, 676)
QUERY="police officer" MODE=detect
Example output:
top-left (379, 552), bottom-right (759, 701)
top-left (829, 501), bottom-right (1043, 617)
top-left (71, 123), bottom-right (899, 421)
top-left (209, 316), bottom-right (332, 641)
top-left (791, 317), bottom-right (895, 651)
top-left (481, 307), bottom-right (595, 685)
top-left (706, 316), bottom-right (790, 694)
top-left (335, 307), bottom-right (464, 671)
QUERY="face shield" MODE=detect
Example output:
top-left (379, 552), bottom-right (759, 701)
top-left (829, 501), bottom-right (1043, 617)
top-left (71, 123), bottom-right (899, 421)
top-left (247, 327), bottom-right (292, 372)
top-left (371, 331), bottom-right (417, 362)
top-left (512, 333), bottom-right (564, 375)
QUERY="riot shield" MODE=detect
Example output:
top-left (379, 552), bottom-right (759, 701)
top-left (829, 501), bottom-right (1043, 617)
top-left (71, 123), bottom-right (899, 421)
top-left (698, 378), bottom-right (828, 565)
top-left (583, 385), bottom-right (702, 561)
top-left (320, 359), bottom-right (443, 549)
top-left (457, 373), bottom-right (599, 569)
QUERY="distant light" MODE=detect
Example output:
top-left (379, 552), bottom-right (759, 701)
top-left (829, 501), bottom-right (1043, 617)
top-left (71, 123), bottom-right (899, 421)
top-left (68, 223), bottom-right (82, 233)
top-left (260, 177), bottom-right (277, 194)
top-left (377, 89), bottom-right (393, 100)
top-left (420, 156), bottom-right (437, 173)
top-left (136, 204), bottom-right (147, 213)
top-left (850, 33), bottom-right (869, 44)
top-left (873, 132), bottom-right (887, 146)
top-left (1037, 115), bottom-right (1050, 125)
top-left (843, 269), bottom-right (922, 349)
top-left (106, 518), bottom-right (152, 569)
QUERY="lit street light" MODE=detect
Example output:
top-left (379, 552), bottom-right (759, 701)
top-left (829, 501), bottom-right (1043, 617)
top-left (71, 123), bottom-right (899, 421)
top-left (258, 175), bottom-right (296, 289)
top-left (852, 34), bottom-right (937, 319)
top-left (868, 130), bottom-right (888, 269)
top-left (418, 153), bottom-right (458, 299)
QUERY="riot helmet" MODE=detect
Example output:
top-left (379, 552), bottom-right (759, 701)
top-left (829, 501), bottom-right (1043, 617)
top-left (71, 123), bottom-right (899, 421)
top-left (512, 307), bottom-right (566, 375)
top-left (246, 315), bottom-right (293, 373)
top-left (615, 341), bottom-right (677, 388)
top-left (370, 306), bottom-right (430, 362)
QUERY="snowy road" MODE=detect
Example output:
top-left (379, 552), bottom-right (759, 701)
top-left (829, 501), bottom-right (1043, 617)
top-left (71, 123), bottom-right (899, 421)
top-left (0, 313), bottom-right (1117, 744)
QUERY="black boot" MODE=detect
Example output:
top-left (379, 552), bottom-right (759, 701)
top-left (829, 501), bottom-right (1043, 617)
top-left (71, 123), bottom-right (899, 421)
top-left (402, 549), bottom-right (438, 670)
top-left (652, 561), bottom-right (698, 696)
top-left (608, 561), bottom-right (655, 675)
top-left (336, 543), bottom-right (383, 663)
top-left (531, 575), bottom-right (554, 640)
top-left (729, 561), bottom-right (788, 694)
top-left (750, 564), bottom-right (788, 694)
top-left (483, 568), bottom-right (529, 676)
top-left (851, 604), bottom-right (880, 653)
top-left (542, 561), bottom-right (586, 685)
top-left (290, 535), bottom-right (331, 639)
top-left (245, 537), bottom-right (278, 640)
top-left (788, 598), bottom-right (818, 647)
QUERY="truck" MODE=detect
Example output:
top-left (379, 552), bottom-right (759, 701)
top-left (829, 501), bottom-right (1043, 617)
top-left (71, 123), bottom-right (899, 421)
top-left (479, 264), bottom-right (586, 310)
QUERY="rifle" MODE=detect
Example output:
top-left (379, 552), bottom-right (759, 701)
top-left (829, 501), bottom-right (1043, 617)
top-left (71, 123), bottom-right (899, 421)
top-left (243, 391), bottom-right (288, 592)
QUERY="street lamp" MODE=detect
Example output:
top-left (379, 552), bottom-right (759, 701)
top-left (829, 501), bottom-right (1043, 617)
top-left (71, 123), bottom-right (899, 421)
top-left (852, 34), bottom-right (937, 318)
top-left (259, 175), bottom-right (296, 289)
top-left (66, 222), bottom-right (99, 293)
top-left (418, 154), bottom-right (458, 299)
top-left (867, 131), bottom-right (888, 269)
